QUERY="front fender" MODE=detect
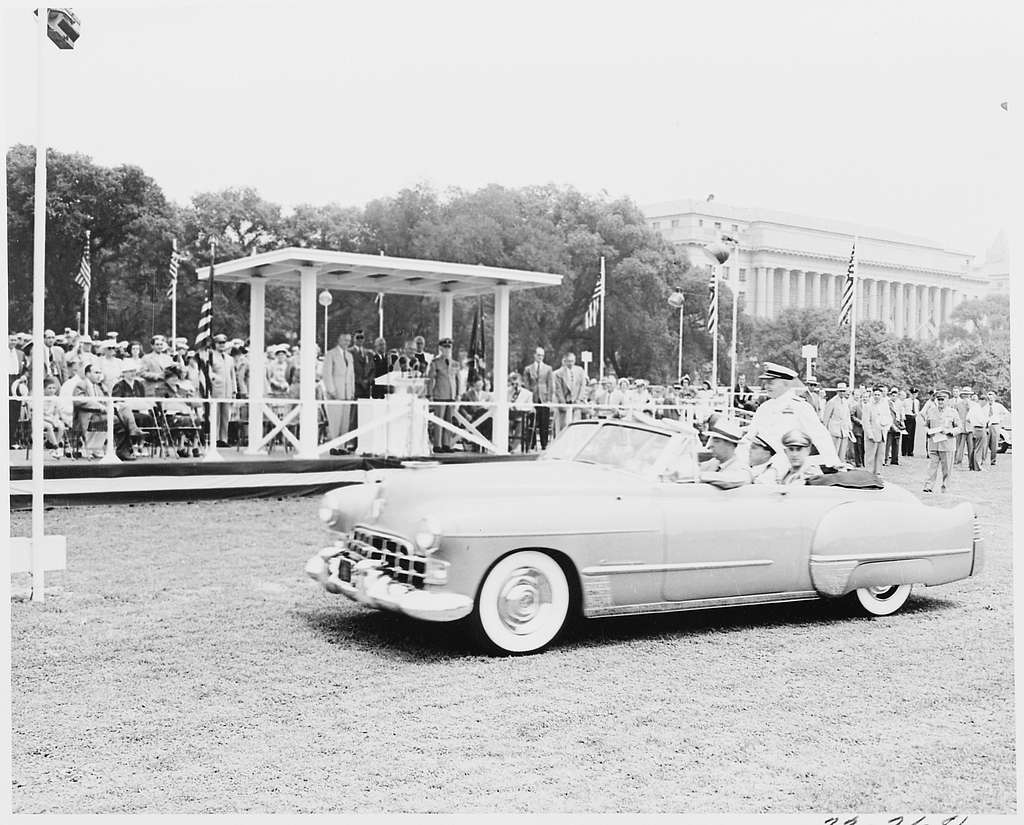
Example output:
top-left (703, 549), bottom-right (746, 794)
top-left (809, 500), bottom-right (976, 597)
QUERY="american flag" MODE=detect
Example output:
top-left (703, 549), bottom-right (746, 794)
top-left (166, 238), bottom-right (180, 299)
top-left (706, 267), bottom-right (718, 335)
top-left (195, 239), bottom-right (216, 398)
top-left (583, 258), bottom-right (605, 330)
top-left (839, 239), bottom-right (857, 326)
top-left (75, 230), bottom-right (91, 291)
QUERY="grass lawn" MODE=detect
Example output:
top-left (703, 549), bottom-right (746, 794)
top-left (10, 454), bottom-right (1015, 814)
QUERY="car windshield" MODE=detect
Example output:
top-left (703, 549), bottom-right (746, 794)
top-left (542, 420), bottom-right (686, 477)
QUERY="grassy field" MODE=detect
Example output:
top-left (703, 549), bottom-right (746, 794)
top-left (10, 455), bottom-right (1015, 814)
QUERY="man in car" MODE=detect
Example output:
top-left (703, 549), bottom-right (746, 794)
top-left (776, 429), bottom-right (823, 485)
top-left (698, 418), bottom-right (751, 488)
top-left (738, 362), bottom-right (841, 476)
top-left (748, 435), bottom-right (776, 484)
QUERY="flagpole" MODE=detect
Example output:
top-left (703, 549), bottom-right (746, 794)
top-left (598, 256), bottom-right (606, 380)
top-left (711, 264), bottom-right (719, 389)
top-left (848, 236), bottom-right (858, 388)
top-left (170, 238), bottom-right (178, 343)
top-left (82, 229), bottom-right (90, 337)
top-left (377, 294), bottom-right (384, 339)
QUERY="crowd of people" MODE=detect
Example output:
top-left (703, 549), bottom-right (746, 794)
top-left (6, 327), bottom-right (1012, 479)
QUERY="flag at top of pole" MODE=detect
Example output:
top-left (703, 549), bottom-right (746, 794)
top-left (838, 238), bottom-right (857, 326)
top-left (706, 267), bottom-right (718, 335)
top-left (166, 238), bottom-right (180, 299)
top-left (583, 262), bottom-right (604, 330)
top-left (195, 239), bottom-right (216, 399)
top-left (75, 229), bottom-right (91, 291)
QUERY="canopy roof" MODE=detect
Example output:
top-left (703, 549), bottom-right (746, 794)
top-left (196, 248), bottom-right (562, 297)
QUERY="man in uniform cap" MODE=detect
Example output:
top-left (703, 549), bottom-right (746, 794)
top-left (425, 337), bottom-right (460, 452)
top-left (698, 418), bottom-right (752, 488)
top-left (738, 361), bottom-right (841, 476)
top-left (777, 429), bottom-right (823, 485)
top-left (953, 387), bottom-right (972, 466)
top-left (921, 389), bottom-right (959, 492)
top-left (748, 434), bottom-right (776, 483)
top-left (206, 333), bottom-right (238, 446)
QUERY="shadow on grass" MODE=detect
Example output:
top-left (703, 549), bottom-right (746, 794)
top-left (293, 590), bottom-right (960, 659)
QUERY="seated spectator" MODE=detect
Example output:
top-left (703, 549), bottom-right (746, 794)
top-left (157, 365), bottom-right (203, 458)
top-left (39, 378), bottom-right (67, 457)
top-left (72, 364), bottom-right (112, 459)
top-left (459, 376), bottom-right (493, 450)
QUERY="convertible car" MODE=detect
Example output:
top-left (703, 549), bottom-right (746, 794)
top-left (305, 416), bottom-right (983, 654)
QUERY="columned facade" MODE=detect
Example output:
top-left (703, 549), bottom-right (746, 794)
top-left (644, 199), bottom-right (987, 340)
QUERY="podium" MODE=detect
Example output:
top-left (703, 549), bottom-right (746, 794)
top-left (357, 386), bottom-right (430, 457)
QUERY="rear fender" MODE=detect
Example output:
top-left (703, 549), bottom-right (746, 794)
top-left (809, 501), bottom-right (976, 597)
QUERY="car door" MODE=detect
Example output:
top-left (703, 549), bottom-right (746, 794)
top-left (655, 481), bottom-right (830, 602)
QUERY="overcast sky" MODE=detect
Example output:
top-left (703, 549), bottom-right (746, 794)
top-left (1, 0), bottom-right (1015, 258)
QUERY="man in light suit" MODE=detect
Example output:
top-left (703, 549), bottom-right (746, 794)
top-left (322, 332), bottom-right (356, 453)
top-left (522, 346), bottom-right (554, 450)
top-left (425, 337), bottom-right (460, 452)
top-left (552, 352), bottom-right (587, 435)
top-left (862, 386), bottom-right (890, 476)
top-left (208, 333), bottom-right (238, 446)
top-left (821, 381), bottom-right (853, 461)
top-left (41, 329), bottom-right (68, 383)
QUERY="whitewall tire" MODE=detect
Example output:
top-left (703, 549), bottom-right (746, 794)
top-left (851, 584), bottom-right (913, 616)
top-left (471, 551), bottom-right (571, 655)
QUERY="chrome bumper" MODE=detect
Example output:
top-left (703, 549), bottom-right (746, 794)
top-left (304, 546), bottom-right (472, 622)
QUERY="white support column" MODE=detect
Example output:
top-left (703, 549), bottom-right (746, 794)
top-left (908, 284), bottom-right (919, 339)
top-left (866, 278), bottom-right (877, 322)
top-left (780, 270), bottom-right (791, 312)
top-left (765, 269), bottom-right (775, 319)
top-left (755, 267), bottom-right (766, 317)
top-left (297, 266), bottom-right (319, 458)
top-left (894, 282), bottom-right (905, 338)
top-left (795, 270), bottom-right (806, 308)
top-left (491, 284), bottom-right (510, 455)
top-left (942, 287), bottom-right (952, 323)
top-left (881, 280), bottom-right (892, 332)
top-left (932, 286), bottom-right (942, 337)
top-left (246, 278), bottom-right (267, 454)
top-left (438, 292), bottom-right (454, 341)
top-left (827, 273), bottom-right (837, 310)
top-left (809, 272), bottom-right (820, 308)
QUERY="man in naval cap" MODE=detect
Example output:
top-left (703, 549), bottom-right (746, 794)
top-left (698, 417), bottom-right (752, 489)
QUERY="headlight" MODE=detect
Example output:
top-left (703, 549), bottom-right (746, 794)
top-left (414, 516), bottom-right (443, 553)
top-left (318, 506), bottom-right (334, 523)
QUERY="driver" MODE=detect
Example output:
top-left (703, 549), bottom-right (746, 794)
top-left (698, 418), bottom-right (752, 489)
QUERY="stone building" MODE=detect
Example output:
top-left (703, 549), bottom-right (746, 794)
top-left (643, 198), bottom-right (992, 340)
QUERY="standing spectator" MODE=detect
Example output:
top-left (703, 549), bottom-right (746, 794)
top-left (821, 381), bottom-right (853, 461)
top-left (903, 388), bottom-right (920, 457)
top-left (412, 335), bottom-right (432, 372)
top-left (73, 335), bottom-right (99, 373)
top-left (266, 345), bottom-right (291, 397)
top-left (323, 332), bottom-right (356, 453)
top-left (8, 333), bottom-right (25, 447)
top-left (207, 334), bottom-right (238, 447)
top-left (862, 387), bottom-right (890, 476)
top-left (678, 375), bottom-right (696, 400)
top-left (97, 340), bottom-right (123, 395)
top-left (139, 335), bottom-right (174, 395)
top-left (370, 337), bottom-right (390, 398)
top-left (922, 389), bottom-right (960, 493)
top-left (986, 391), bottom-right (1009, 466)
top-left (953, 387), bottom-right (972, 466)
top-left (349, 330), bottom-right (374, 400)
top-left (848, 387), bottom-right (866, 467)
top-left (802, 377), bottom-right (823, 416)
top-left (884, 388), bottom-right (906, 466)
top-left (522, 346), bottom-right (554, 450)
top-left (41, 329), bottom-right (68, 383)
top-left (552, 352), bottom-right (586, 434)
top-left (733, 373), bottom-right (754, 412)
top-left (965, 391), bottom-right (987, 471)
top-left (425, 337), bottom-right (459, 453)
top-left (919, 389), bottom-right (937, 458)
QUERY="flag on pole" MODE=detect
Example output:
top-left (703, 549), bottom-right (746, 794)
top-left (75, 230), bottom-right (91, 291)
top-left (195, 240), bottom-right (216, 399)
top-left (839, 239), bottom-right (857, 326)
top-left (706, 267), bottom-right (718, 335)
top-left (467, 297), bottom-right (486, 383)
top-left (166, 238), bottom-right (180, 299)
top-left (583, 265), bottom-right (604, 330)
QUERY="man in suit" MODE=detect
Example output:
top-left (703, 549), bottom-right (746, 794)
top-left (552, 352), bottom-right (586, 435)
top-left (139, 335), bottom-right (175, 396)
top-left (522, 346), bottom-right (554, 450)
top-left (425, 337), bottom-right (460, 452)
top-left (322, 332), bottom-right (356, 453)
top-left (953, 387), bottom-right (972, 466)
top-left (349, 329), bottom-right (375, 400)
top-left (862, 387), bottom-right (890, 476)
top-left (821, 381), bottom-right (853, 461)
top-left (884, 388), bottom-right (906, 466)
top-left (903, 388), bottom-right (920, 457)
top-left (8, 334), bottom-right (26, 447)
top-left (922, 390), bottom-right (960, 493)
top-left (41, 329), bottom-right (68, 383)
top-left (207, 333), bottom-right (238, 446)
top-left (370, 336), bottom-right (390, 399)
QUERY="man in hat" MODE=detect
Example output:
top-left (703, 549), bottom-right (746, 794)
top-left (953, 387), bottom-right (973, 466)
top-left (862, 387), bottom-right (892, 476)
top-left (777, 429), bottom-right (823, 485)
top-left (349, 329), bottom-right (374, 400)
top-left (903, 388), bottom-right (921, 457)
top-left (323, 332), bottom-right (357, 453)
top-left (821, 381), bottom-right (853, 461)
top-left (425, 337), bottom-right (460, 452)
top-left (205, 333), bottom-right (238, 446)
top-left (698, 418), bottom-right (751, 488)
top-left (738, 361), bottom-right (840, 476)
top-left (985, 390), bottom-right (1009, 466)
top-left (922, 389), bottom-right (959, 492)
top-left (748, 434), bottom-right (776, 483)
top-left (72, 334), bottom-right (99, 373)
top-left (884, 387), bottom-right (906, 467)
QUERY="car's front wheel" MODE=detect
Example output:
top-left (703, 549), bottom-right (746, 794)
top-left (470, 551), bottom-right (570, 655)
top-left (849, 584), bottom-right (913, 616)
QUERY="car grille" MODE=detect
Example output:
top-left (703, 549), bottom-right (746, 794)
top-left (349, 528), bottom-right (427, 589)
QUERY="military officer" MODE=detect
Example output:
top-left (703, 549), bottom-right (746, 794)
top-left (738, 362), bottom-right (841, 476)
top-left (776, 429), bottom-right (823, 485)
top-left (922, 389), bottom-right (960, 493)
top-left (698, 418), bottom-right (751, 488)
top-left (747, 435), bottom-right (777, 484)
top-left (425, 337), bottom-right (460, 452)
top-left (207, 333), bottom-right (238, 446)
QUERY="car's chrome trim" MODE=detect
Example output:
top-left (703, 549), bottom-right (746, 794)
top-left (446, 528), bottom-right (661, 538)
top-left (809, 547), bottom-right (971, 564)
top-left (581, 559), bottom-right (773, 576)
top-left (583, 590), bottom-right (820, 618)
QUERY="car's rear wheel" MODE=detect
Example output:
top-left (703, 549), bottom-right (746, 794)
top-left (849, 584), bottom-right (913, 616)
top-left (470, 551), bottom-right (570, 655)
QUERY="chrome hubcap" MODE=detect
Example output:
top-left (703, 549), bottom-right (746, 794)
top-left (497, 567), bottom-right (552, 633)
top-left (868, 585), bottom-right (899, 599)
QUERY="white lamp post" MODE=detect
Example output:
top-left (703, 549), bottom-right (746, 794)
top-left (667, 290), bottom-right (685, 382)
top-left (318, 289), bottom-right (333, 354)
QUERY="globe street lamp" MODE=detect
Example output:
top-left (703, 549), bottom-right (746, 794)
top-left (667, 289), bottom-right (685, 382)
top-left (703, 241), bottom-right (731, 392)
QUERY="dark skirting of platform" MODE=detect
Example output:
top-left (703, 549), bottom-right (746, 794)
top-left (9, 451), bottom-right (533, 509)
